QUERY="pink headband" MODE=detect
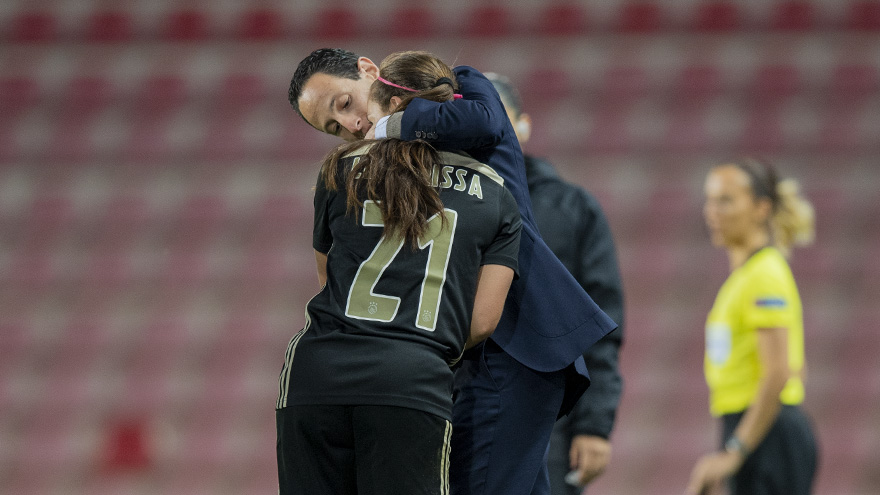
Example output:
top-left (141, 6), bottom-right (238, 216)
top-left (377, 76), bottom-right (463, 99)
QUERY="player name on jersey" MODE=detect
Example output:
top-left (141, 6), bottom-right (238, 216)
top-left (432, 165), bottom-right (484, 199)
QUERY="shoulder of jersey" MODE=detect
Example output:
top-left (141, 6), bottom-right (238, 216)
top-left (437, 151), bottom-right (505, 187)
top-left (341, 142), bottom-right (376, 159)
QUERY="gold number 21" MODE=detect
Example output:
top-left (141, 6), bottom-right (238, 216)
top-left (345, 200), bottom-right (458, 331)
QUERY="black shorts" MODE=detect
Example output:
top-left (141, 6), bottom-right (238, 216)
top-left (277, 404), bottom-right (452, 495)
top-left (722, 405), bottom-right (818, 495)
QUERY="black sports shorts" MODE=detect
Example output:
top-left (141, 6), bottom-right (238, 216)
top-left (722, 404), bottom-right (818, 495)
top-left (277, 404), bottom-right (452, 495)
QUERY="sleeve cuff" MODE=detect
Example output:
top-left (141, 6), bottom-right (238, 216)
top-left (386, 112), bottom-right (403, 139)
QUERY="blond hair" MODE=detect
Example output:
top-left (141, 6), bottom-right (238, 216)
top-left (772, 178), bottom-right (815, 256)
top-left (729, 158), bottom-right (816, 256)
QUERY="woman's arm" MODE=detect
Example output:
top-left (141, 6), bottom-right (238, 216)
top-left (386, 66), bottom-right (508, 150)
top-left (730, 326), bottom-right (790, 452)
top-left (315, 250), bottom-right (328, 288)
top-left (466, 264), bottom-right (515, 349)
top-left (685, 326), bottom-right (790, 495)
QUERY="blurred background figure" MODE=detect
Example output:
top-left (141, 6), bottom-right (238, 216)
top-left (1, 1), bottom-right (878, 494)
top-left (686, 159), bottom-right (818, 495)
top-left (487, 73), bottom-right (624, 495)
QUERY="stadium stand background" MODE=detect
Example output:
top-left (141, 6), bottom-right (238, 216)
top-left (0, 1), bottom-right (878, 493)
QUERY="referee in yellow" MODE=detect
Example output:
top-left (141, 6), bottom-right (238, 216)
top-left (686, 158), bottom-right (818, 495)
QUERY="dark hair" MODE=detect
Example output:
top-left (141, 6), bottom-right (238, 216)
top-left (322, 140), bottom-right (446, 248)
top-left (288, 48), bottom-right (361, 117)
top-left (485, 72), bottom-right (523, 116)
top-left (731, 158), bottom-right (780, 209)
top-left (724, 158), bottom-right (815, 254)
top-left (319, 51), bottom-right (460, 249)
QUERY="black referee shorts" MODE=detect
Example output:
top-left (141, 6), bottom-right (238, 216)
top-left (722, 404), bottom-right (818, 495)
top-left (277, 404), bottom-right (452, 495)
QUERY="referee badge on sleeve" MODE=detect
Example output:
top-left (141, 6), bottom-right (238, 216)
top-left (706, 323), bottom-right (732, 365)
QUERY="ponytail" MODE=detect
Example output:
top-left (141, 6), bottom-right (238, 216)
top-left (320, 139), bottom-right (446, 249)
top-left (771, 178), bottom-right (815, 255)
top-left (727, 158), bottom-right (816, 256)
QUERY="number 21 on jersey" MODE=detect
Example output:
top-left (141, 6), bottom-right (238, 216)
top-left (345, 200), bottom-right (458, 331)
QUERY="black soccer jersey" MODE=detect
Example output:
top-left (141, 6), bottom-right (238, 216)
top-left (277, 144), bottom-right (522, 420)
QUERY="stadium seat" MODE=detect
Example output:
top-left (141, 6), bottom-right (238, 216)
top-left (313, 7), bottom-right (360, 39)
top-left (600, 65), bottom-right (650, 105)
top-left (0, 76), bottom-right (40, 117)
top-left (750, 64), bottom-right (802, 104)
top-left (0, 76), bottom-right (40, 162)
top-left (85, 10), bottom-right (134, 43)
top-left (617, 2), bottom-right (662, 33)
top-left (674, 64), bottom-right (723, 105)
top-left (585, 110), bottom-right (630, 154)
top-left (522, 66), bottom-right (573, 103)
top-left (770, 1), bottom-right (816, 31)
top-left (536, 3), bottom-right (589, 36)
top-left (846, 1), bottom-right (880, 31)
top-left (8, 10), bottom-right (57, 43)
top-left (739, 108), bottom-right (786, 154)
top-left (463, 5), bottom-right (512, 37)
top-left (164, 9), bottom-right (210, 41)
top-left (46, 76), bottom-right (113, 163)
top-left (663, 107), bottom-right (711, 153)
top-left (236, 8), bottom-right (285, 41)
top-left (828, 63), bottom-right (878, 104)
top-left (389, 7), bottom-right (437, 38)
top-left (692, 2), bottom-right (740, 32)
top-left (124, 75), bottom-right (188, 162)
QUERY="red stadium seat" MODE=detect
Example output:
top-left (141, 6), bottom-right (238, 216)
top-left (165, 9), bottom-right (210, 41)
top-left (237, 8), bottom-right (285, 40)
top-left (674, 64), bottom-right (723, 105)
top-left (536, 3), bottom-right (588, 36)
top-left (692, 3), bottom-right (740, 32)
top-left (585, 110), bottom-right (630, 154)
top-left (846, 1), bottom-right (880, 31)
top-left (522, 67), bottom-right (573, 103)
top-left (86, 10), bottom-right (134, 43)
top-left (124, 75), bottom-right (187, 162)
top-left (617, 2), bottom-right (662, 33)
top-left (828, 64), bottom-right (879, 103)
top-left (0, 76), bottom-right (40, 115)
top-left (199, 73), bottom-right (266, 162)
top-left (0, 76), bottom-right (41, 162)
top-left (739, 108), bottom-right (786, 154)
top-left (663, 107), bottom-right (711, 153)
top-left (770, 1), bottom-right (816, 31)
top-left (47, 76), bottom-right (113, 163)
top-left (817, 64), bottom-right (878, 152)
top-left (463, 5), bottom-right (512, 37)
top-left (20, 195), bottom-right (74, 250)
top-left (816, 105), bottom-right (862, 153)
top-left (600, 66), bottom-right (650, 105)
top-left (313, 7), bottom-right (360, 39)
top-left (751, 64), bottom-right (802, 104)
top-left (9, 10), bottom-right (57, 43)
top-left (389, 7), bottom-right (437, 38)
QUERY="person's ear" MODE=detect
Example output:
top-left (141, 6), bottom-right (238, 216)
top-left (515, 113), bottom-right (532, 145)
top-left (358, 57), bottom-right (379, 81)
top-left (389, 96), bottom-right (403, 111)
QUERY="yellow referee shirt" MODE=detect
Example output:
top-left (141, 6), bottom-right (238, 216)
top-left (704, 247), bottom-right (806, 417)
